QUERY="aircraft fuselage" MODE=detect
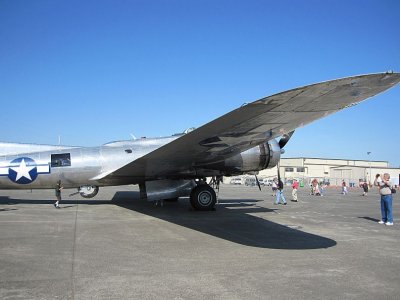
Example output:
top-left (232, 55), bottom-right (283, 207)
top-left (0, 136), bottom-right (179, 190)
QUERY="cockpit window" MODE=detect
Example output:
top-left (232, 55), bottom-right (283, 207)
top-left (51, 153), bottom-right (71, 167)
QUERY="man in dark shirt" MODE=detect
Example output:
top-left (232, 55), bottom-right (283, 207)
top-left (275, 179), bottom-right (287, 205)
top-left (54, 180), bottom-right (63, 209)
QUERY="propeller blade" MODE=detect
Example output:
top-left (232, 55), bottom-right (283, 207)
top-left (255, 175), bottom-right (262, 191)
top-left (277, 161), bottom-right (281, 183)
top-left (278, 131), bottom-right (295, 149)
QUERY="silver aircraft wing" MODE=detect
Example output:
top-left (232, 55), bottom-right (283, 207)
top-left (102, 72), bottom-right (400, 180)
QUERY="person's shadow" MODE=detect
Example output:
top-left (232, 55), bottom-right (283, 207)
top-left (0, 207), bottom-right (18, 212)
top-left (358, 216), bottom-right (380, 223)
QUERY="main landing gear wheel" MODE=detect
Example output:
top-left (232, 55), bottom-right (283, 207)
top-left (190, 185), bottom-right (216, 211)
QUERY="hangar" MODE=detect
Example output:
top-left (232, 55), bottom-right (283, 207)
top-left (255, 157), bottom-right (400, 187)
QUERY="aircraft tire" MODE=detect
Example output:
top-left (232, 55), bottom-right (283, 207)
top-left (190, 185), bottom-right (216, 211)
top-left (79, 186), bottom-right (99, 198)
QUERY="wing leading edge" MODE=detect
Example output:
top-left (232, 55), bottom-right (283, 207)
top-left (102, 72), bottom-right (400, 181)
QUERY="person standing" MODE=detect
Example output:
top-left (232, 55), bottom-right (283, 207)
top-left (315, 182), bottom-right (321, 196)
top-left (374, 173), bottom-right (394, 226)
top-left (342, 180), bottom-right (348, 195)
top-left (375, 173), bottom-right (382, 186)
top-left (271, 178), bottom-right (278, 196)
top-left (291, 179), bottom-right (299, 202)
top-left (362, 181), bottom-right (369, 196)
top-left (320, 183), bottom-right (326, 196)
top-left (311, 178), bottom-right (318, 195)
top-left (275, 179), bottom-right (287, 205)
top-left (54, 180), bottom-right (63, 209)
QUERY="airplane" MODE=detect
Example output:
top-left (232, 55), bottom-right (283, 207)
top-left (1, 72), bottom-right (399, 210)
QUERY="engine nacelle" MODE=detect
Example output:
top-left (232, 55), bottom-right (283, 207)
top-left (221, 139), bottom-right (281, 175)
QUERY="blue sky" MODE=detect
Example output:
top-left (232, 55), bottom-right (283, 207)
top-left (1, 0), bottom-right (399, 166)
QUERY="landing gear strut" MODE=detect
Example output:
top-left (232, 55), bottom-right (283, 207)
top-left (209, 176), bottom-right (222, 203)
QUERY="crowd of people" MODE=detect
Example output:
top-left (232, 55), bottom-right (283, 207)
top-left (267, 175), bottom-right (396, 226)
top-left (309, 178), bottom-right (327, 196)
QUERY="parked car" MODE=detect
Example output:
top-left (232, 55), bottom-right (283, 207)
top-left (230, 178), bottom-right (242, 185)
top-left (262, 179), bottom-right (273, 186)
top-left (245, 177), bottom-right (256, 186)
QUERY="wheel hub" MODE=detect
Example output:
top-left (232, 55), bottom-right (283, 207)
top-left (198, 191), bottom-right (212, 206)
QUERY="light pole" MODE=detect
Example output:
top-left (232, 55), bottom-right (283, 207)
top-left (367, 152), bottom-right (371, 185)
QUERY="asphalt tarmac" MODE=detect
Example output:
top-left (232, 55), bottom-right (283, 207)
top-left (0, 184), bottom-right (399, 300)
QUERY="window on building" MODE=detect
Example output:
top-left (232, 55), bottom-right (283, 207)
top-left (297, 167), bottom-right (305, 172)
top-left (285, 167), bottom-right (294, 172)
top-left (51, 153), bottom-right (71, 167)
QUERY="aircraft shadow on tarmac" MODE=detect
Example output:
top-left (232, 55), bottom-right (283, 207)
top-left (110, 191), bottom-right (337, 250)
top-left (0, 193), bottom-right (337, 250)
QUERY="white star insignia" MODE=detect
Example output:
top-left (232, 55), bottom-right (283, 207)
top-left (10, 159), bottom-right (35, 181)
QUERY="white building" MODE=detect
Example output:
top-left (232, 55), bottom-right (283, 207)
top-left (256, 157), bottom-right (400, 187)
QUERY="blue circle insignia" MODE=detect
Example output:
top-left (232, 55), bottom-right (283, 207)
top-left (8, 157), bottom-right (38, 184)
